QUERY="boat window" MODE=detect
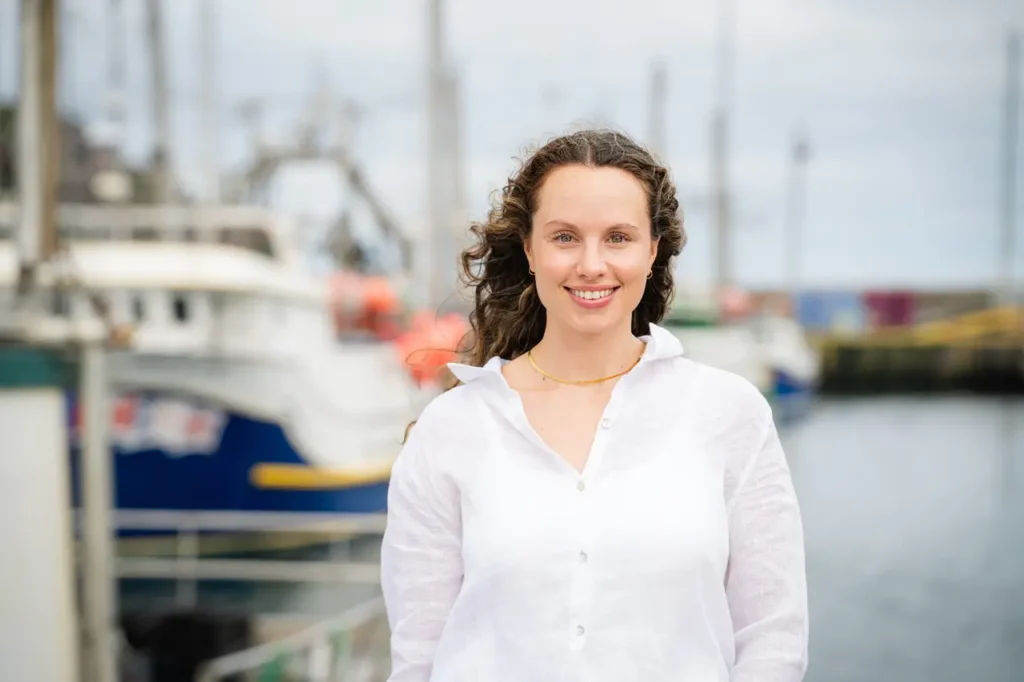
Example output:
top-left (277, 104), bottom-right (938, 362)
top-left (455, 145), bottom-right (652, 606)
top-left (50, 289), bottom-right (71, 316)
top-left (219, 227), bottom-right (274, 258)
top-left (132, 295), bottom-right (145, 322)
top-left (172, 293), bottom-right (190, 323)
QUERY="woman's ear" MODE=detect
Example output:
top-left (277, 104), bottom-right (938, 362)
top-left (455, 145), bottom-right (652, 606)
top-left (523, 239), bottom-right (534, 273)
top-left (649, 236), bottom-right (660, 270)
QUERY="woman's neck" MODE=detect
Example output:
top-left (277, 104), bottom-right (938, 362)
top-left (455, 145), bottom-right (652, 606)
top-left (528, 320), bottom-right (644, 383)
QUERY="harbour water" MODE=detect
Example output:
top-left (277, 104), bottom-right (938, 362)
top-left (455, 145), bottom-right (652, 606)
top-left (789, 397), bottom-right (1024, 682)
top-left (118, 397), bottom-right (1024, 681)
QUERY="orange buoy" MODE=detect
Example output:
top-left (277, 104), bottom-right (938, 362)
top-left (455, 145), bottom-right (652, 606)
top-left (395, 312), bottom-right (469, 387)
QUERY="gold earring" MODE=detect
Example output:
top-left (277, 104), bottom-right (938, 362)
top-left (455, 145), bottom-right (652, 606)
top-left (647, 270), bottom-right (653, 279)
top-left (529, 267), bottom-right (535, 275)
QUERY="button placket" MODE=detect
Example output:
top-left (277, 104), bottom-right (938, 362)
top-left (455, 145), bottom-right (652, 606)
top-left (565, 376), bottom-right (630, 655)
top-left (568, 467), bottom-right (597, 653)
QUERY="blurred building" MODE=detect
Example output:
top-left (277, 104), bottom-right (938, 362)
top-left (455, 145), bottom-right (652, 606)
top-left (749, 287), bottom-right (1002, 334)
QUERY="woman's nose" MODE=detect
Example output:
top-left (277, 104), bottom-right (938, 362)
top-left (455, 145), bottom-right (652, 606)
top-left (576, 241), bottom-right (608, 278)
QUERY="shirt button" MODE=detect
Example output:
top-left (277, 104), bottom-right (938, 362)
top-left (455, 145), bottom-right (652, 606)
top-left (578, 551), bottom-right (588, 564)
top-left (576, 480), bottom-right (586, 492)
top-left (576, 625), bottom-right (586, 636)
top-left (600, 418), bottom-right (612, 428)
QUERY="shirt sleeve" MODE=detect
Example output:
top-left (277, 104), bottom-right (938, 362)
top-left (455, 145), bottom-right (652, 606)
top-left (725, 413), bottom-right (809, 682)
top-left (380, 413), bottom-right (464, 682)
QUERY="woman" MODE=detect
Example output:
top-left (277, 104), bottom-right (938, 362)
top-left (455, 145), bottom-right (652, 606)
top-left (381, 129), bottom-right (808, 681)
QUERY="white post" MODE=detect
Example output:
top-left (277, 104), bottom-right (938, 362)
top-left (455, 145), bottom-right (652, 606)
top-left (0, 373), bottom-right (81, 682)
top-left (79, 340), bottom-right (118, 682)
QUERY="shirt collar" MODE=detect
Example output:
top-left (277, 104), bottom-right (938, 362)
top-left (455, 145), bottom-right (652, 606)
top-left (446, 322), bottom-right (684, 385)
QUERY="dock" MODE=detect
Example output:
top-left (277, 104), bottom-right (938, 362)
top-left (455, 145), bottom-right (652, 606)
top-left (813, 307), bottom-right (1024, 394)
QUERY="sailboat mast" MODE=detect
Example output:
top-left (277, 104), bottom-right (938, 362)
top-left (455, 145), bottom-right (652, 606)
top-left (146, 0), bottom-right (171, 203)
top-left (711, 0), bottom-right (735, 290)
top-left (200, 0), bottom-right (219, 203)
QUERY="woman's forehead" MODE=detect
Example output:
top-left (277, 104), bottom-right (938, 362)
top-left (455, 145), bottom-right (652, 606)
top-left (534, 165), bottom-right (648, 227)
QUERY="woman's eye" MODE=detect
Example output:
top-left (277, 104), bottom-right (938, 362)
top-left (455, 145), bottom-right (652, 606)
top-left (554, 233), bottom-right (575, 243)
top-left (609, 233), bottom-right (630, 244)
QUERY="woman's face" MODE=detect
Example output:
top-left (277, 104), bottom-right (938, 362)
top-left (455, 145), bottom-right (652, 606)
top-left (525, 164), bottom-right (658, 338)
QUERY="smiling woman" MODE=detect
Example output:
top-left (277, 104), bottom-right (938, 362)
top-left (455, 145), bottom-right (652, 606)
top-left (380, 129), bottom-right (809, 682)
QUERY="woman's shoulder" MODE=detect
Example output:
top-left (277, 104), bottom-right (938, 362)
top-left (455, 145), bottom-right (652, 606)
top-left (671, 357), bottom-right (774, 427)
top-left (404, 381), bottom-right (490, 443)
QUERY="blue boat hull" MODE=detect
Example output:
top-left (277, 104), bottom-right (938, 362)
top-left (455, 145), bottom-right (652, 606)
top-left (67, 390), bottom-right (391, 522)
top-left (769, 369), bottom-right (816, 424)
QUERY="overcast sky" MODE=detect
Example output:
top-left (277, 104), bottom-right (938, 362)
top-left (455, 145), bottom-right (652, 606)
top-left (1, 0), bottom-right (1022, 289)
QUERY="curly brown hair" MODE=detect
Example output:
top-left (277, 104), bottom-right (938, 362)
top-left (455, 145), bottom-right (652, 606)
top-left (458, 128), bottom-right (686, 367)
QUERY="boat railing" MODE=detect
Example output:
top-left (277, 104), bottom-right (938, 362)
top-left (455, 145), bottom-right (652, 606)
top-left (100, 510), bottom-right (387, 600)
top-left (194, 596), bottom-right (387, 682)
top-left (104, 509), bottom-right (392, 680)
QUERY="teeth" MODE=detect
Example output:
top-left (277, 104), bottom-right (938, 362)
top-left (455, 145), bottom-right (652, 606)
top-left (571, 289), bottom-right (614, 301)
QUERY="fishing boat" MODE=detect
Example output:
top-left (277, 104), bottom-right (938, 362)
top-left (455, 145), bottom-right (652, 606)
top-left (0, 202), bottom-right (430, 519)
top-left (662, 287), bottom-right (819, 422)
top-left (746, 312), bottom-right (820, 422)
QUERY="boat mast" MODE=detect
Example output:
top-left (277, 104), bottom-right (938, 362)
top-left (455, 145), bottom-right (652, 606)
top-left (998, 31), bottom-right (1020, 305)
top-left (710, 0), bottom-right (735, 290)
top-left (199, 0), bottom-right (219, 203)
top-left (426, 0), bottom-right (446, 308)
top-left (145, 0), bottom-right (172, 203)
top-left (648, 60), bottom-right (667, 162)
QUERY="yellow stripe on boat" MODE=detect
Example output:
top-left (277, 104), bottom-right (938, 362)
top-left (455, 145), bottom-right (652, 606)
top-left (249, 461), bottom-right (394, 490)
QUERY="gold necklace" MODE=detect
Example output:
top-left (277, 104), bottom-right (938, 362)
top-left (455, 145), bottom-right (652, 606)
top-left (526, 349), bottom-right (642, 386)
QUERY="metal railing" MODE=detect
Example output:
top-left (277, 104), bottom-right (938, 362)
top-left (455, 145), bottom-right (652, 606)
top-left (102, 510), bottom-right (388, 606)
top-left (106, 509), bottom-right (393, 679)
top-left (194, 596), bottom-right (388, 682)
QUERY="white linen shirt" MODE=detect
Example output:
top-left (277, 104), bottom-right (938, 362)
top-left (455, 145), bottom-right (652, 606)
top-left (380, 323), bottom-right (808, 682)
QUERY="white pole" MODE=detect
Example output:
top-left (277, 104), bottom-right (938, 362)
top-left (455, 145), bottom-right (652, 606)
top-left (79, 340), bottom-right (118, 682)
top-left (199, 0), bottom-right (219, 203)
top-left (16, 0), bottom-right (43, 267)
top-left (0, 375), bottom-right (81, 682)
